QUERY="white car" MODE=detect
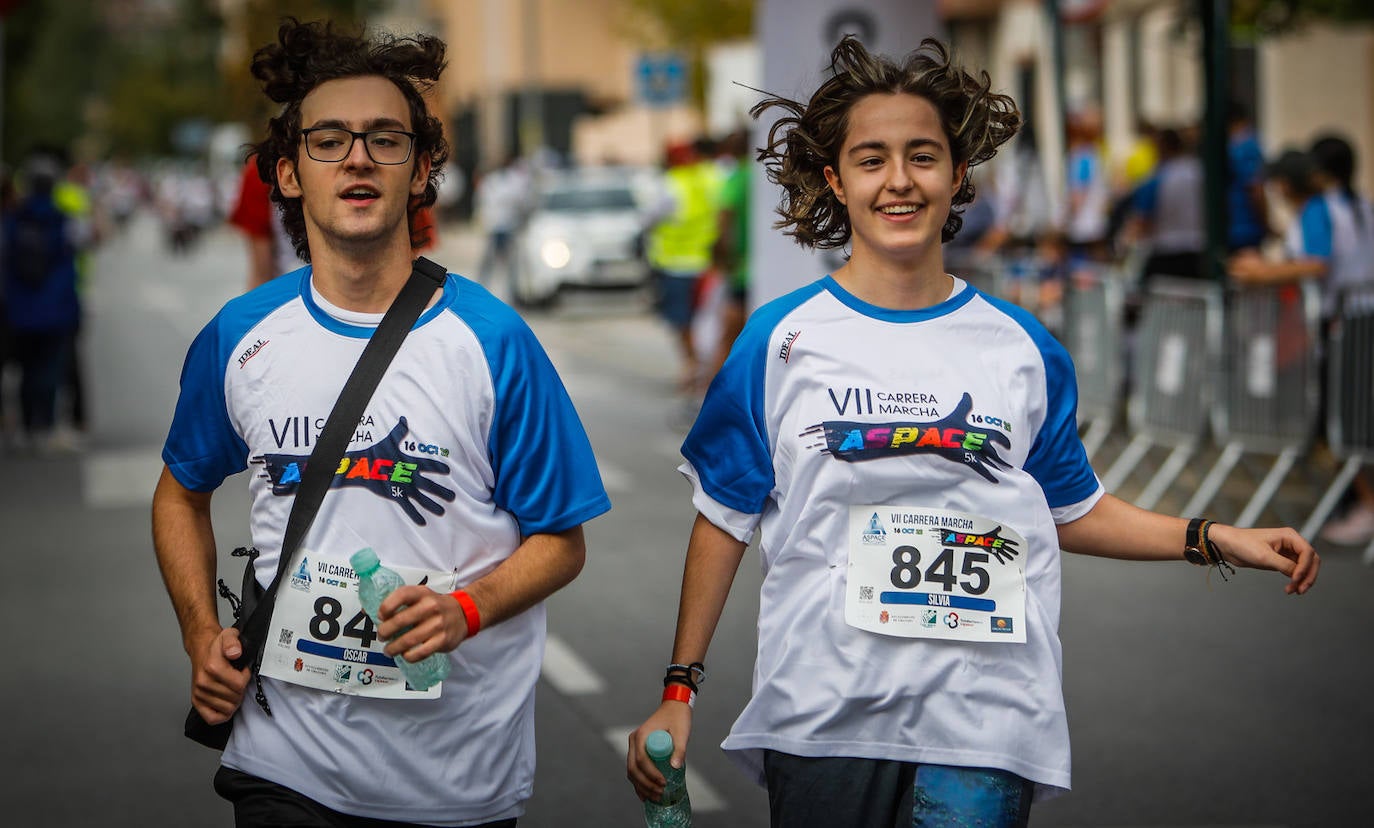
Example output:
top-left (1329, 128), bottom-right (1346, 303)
top-left (511, 170), bottom-right (651, 307)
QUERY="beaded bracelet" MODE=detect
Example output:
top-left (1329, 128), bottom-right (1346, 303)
top-left (665, 662), bottom-right (706, 687)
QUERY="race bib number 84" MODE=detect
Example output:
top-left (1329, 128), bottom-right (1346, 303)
top-left (260, 550), bottom-right (458, 698)
top-left (846, 506), bottom-right (1027, 643)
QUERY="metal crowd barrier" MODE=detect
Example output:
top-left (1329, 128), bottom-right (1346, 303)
top-left (1062, 265), bottom-right (1125, 461)
top-left (1302, 285), bottom-right (1374, 563)
top-left (1182, 282), bottom-right (1322, 525)
top-left (1100, 277), bottom-right (1224, 509)
top-left (947, 250), bottom-right (1005, 299)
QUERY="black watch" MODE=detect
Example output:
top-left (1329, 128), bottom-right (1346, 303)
top-left (1184, 518), bottom-right (1212, 566)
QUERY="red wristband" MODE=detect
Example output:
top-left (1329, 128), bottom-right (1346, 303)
top-left (661, 683), bottom-right (696, 708)
top-left (450, 589), bottom-right (481, 638)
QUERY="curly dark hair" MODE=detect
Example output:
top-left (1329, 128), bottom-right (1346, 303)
top-left (248, 18), bottom-right (450, 262)
top-left (752, 36), bottom-right (1020, 248)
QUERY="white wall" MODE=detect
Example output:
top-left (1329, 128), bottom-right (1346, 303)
top-left (753, 0), bottom-right (943, 306)
top-left (707, 41), bottom-right (762, 136)
top-left (1259, 22), bottom-right (1374, 197)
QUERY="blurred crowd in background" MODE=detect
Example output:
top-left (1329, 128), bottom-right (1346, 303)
top-left (2, 0), bottom-right (1374, 546)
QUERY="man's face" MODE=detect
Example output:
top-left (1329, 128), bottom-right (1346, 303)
top-left (277, 75), bottom-right (430, 256)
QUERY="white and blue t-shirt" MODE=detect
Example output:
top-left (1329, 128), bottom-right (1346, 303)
top-left (1285, 189), bottom-right (1374, 316)
top-left (163, 267), bottom-right (610, 825)
top-left (682, 275), bottom-right (1103, 798)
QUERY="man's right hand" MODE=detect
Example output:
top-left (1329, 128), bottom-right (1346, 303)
top-left (190, 627), bottom-right (252, 724)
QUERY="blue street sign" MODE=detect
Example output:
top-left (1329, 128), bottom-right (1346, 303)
top-left (635, 52), bottom-right (687, 107)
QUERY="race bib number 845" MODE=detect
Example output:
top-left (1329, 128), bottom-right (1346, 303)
top-left (846, 506), bottom-right (1027, 643)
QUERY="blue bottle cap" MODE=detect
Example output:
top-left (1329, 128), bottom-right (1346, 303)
top-left (350, 547), bottom-right (380, 574)
top-left (645, 730), bottom-right (673, 761)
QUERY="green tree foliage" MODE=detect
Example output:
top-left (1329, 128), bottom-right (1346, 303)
top-left (1232, 0), bottom-right (1374, 34)
top-left (2, 0), bottom-right (106, 164)
top-left (100, 1), bottom-right (227, 161)
top-left (0, 0), bottom-right (376, 166)
top-left (2, 0), bottom-right (225, 164)
top-left (222, 0), bottom-right (377, 143)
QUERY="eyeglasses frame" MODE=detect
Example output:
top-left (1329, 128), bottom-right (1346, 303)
top-left (299, 127), bottom-right (418, 165)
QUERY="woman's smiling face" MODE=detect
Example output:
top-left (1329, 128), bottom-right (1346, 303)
top-left (823, 92), bottom-right (966, 269)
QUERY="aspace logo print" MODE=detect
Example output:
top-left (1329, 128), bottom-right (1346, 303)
top-left (801, 393), bottom-right (1012, 482)
top-left (252, 417), bottom-right (456, 525)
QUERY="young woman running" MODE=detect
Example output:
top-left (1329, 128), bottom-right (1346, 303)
top-left (626, 37), bottom-right (1319, 828)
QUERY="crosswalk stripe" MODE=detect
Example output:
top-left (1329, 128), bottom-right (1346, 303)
top-left (596, 460), bottom-right (632, 494)
top-left (85, 447), bottom-right (165, 509)
top-left (540, 634), bottom-right (606, 696)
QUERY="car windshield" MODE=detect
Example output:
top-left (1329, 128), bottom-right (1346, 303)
top-left (543, 186), bottom-right (637, 212)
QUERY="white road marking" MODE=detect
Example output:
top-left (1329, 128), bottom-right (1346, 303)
top-left (606, 726), bottom-right (727, 812)
top-left (85, 447), bottom-right (165, 509)
top-left (658, 440), bottom-right (685, 465)
top-left (596, 460), bottom-right (632, 494)
top-left (540, 634), bottom-right (607, 696)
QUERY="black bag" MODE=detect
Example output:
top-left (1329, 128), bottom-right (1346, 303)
top-left (182, 257), bottom-right (448, 749)
top-left (183, 548), bottom-right (264, 749)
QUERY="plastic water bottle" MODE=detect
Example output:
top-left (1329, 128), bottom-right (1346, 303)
top-left (643, 729), bottom-right (692, 827)
top-left (350, 548), bottom-right (451, 690)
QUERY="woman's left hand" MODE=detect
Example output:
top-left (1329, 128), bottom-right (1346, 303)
top-left (1206, 523), bottom-right (1320, 595)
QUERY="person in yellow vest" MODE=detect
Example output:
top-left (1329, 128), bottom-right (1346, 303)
top-left (647, 139), bottom-right (724, 393)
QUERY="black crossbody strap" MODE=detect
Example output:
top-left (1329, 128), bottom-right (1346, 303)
top-left (231, 256), bottom-right (447, 668)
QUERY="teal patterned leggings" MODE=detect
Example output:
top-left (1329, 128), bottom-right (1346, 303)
top-left (912, 764), bottom-right (1033, 828)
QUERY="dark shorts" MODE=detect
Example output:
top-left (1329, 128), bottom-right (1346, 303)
top-left (214, 767), bottom-right (518, 828)
top-left (762, 751), bottom-right (1033, 828)
top-left (653, 269), bottom-right (700, 330)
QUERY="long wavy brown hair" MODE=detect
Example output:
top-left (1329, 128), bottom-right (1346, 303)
top-left (247, 18), bottom-right (450, 262)
top-left (752, 36), bottom-right (1020, 248)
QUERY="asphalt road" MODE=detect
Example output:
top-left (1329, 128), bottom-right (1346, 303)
top-left (1, 214), bottom-right (1369, 827)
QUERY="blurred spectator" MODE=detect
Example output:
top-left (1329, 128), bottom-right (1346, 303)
top-left (1309, 134), bottom-right (1374, 544)
top-left (1127, 127), bottom-right (1205, 280)
top-left (1227, 102), bottom-right (1269, 252)
top-left (2, 155), bottom-right (81, 452)
top-left (647, 140), bottom-right (723, 394)
top-left (229, 157), bottom-right (303, 290)
top-left (53, 158), bottom-right (99, 443)
top-left (943, 187), bottom-right (997, 257)
top-left (1106, 118), bottom-right (1157, 248)
top-left (1061, 106), bottom-right (1110, 263)
top-left (475, 155), bottom-right (530, 289)
top-left (156, 166), bottom-right (216, 255)
top-left (1230, 143), bottom-right (1374, 544)
top-left (707, 129), bottom-right (751, 385)
top-left (978, 130), bottom-right (1052, 256)
top-left (101, 161), bottom-right (144, 233)
top-left (1230, 141), bottom-right (1374, 315)
top-left (0, 166), bottom-right (16, 444)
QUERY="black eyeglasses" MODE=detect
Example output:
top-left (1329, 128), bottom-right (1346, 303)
top-left (300, 128), bottom-right (417, 165)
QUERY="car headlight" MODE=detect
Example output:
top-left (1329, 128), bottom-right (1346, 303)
top-left (540, 239), bottom-right (572, 269)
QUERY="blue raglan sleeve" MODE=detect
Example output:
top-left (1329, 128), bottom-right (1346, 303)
top-left (1025, 336), bottom-right (1101, 515)
top-left (994, 303), bottom-right (1101, 518)
top-left (681, 307), bottom-right (779, 518)
top-left (162, 315), bottom-right (250, 492)
top-left (473, 302), bottom-right (610, 536)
